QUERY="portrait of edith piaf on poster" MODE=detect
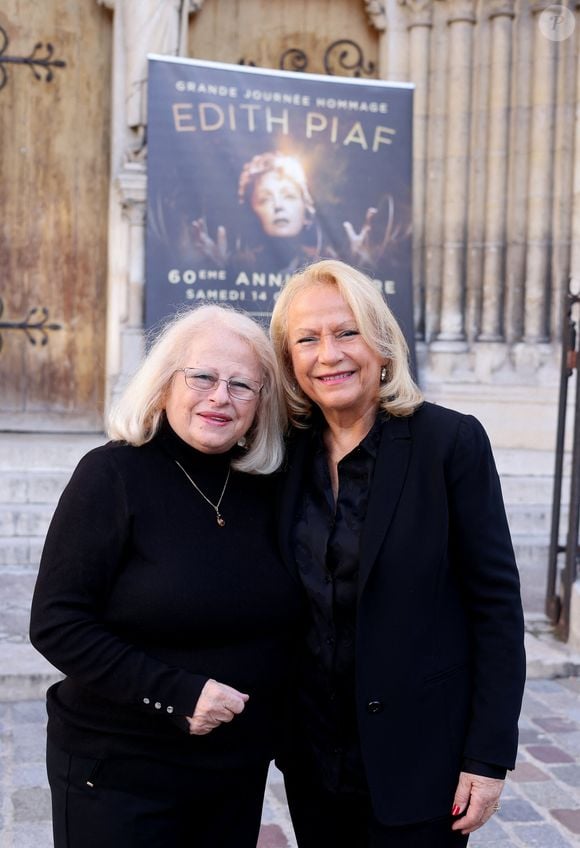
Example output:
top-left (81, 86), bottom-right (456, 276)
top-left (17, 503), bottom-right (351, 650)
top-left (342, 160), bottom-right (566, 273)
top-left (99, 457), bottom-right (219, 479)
top-left (144, 55), bottom-right (415, 359)
top-left (191, 150), bottom-right (409, 277)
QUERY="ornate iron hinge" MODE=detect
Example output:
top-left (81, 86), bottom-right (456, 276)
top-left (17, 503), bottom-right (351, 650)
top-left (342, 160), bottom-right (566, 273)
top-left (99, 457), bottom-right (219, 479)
top-left (0, 24), bottom-right (66, 92)
top-left (0, 299), bottom-right (62, 354)
top-left (240, 40), bottom-right (375, 78)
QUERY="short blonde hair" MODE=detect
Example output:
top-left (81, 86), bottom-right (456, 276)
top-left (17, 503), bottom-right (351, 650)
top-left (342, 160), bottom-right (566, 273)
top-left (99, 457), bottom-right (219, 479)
top-left (108, 305), bottom-right (286, 473)
top-left (270, 259), bottom-right (423, 427)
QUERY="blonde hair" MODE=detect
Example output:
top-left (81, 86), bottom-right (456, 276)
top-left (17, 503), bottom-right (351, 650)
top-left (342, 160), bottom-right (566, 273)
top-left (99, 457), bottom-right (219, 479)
top-left (107, 305), bottom-right (286, 473)
top-left (270, 259), bottom-right (423, 427)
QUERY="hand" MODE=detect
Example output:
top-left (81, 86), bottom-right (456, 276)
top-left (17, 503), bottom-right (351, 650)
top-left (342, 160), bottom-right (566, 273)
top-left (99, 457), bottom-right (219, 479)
top-left (191, 218), bottom-right (229, 266)
top-left (343, 197), bottom-right (401, 266)
top-left (450, 771), bottom-right (505, 834)
top-left (343, 207), bottom-right (378, 266)
top-left (186, 679), bottom-right (249, 736)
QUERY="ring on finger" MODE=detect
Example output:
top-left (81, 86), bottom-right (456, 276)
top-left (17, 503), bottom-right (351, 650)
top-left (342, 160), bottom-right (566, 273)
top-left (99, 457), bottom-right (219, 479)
top-left (492, 803), bottom-right (501, 812)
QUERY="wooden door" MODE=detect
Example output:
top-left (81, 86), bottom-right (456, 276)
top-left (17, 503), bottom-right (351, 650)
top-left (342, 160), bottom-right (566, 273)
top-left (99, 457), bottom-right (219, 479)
top-left (0, 0), bottom-right (111, 430)
top-left (188, 0), bottom-right (378, 80)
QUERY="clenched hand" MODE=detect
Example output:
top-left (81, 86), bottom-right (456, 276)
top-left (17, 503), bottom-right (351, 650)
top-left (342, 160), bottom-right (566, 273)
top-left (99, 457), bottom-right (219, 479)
top-left (187, 678), bottom-right (249, 736)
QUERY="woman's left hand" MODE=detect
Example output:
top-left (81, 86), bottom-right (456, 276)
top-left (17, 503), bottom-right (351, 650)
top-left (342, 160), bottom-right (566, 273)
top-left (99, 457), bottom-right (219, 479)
top-left (450, 771), bottom-right (505, 834)
top-left (186, 679), bottom-right (249, 736)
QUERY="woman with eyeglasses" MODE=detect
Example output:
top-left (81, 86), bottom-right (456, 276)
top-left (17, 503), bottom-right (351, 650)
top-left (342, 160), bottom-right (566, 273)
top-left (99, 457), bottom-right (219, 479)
top-left (30, 304), bottom-right (304, 848)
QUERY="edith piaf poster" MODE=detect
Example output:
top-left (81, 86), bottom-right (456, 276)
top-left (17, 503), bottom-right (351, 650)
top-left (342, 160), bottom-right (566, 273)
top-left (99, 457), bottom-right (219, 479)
top-left (145, 55), bottom-right (414, 356)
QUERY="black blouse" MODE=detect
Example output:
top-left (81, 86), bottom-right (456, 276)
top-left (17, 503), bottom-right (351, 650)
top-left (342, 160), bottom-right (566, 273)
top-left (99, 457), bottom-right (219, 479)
top-left (292, 418), bottom-right (382, 794)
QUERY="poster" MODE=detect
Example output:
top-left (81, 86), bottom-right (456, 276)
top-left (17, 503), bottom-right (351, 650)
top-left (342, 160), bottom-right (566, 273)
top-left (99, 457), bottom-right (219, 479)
top-left (146, 56), bottom-right (414, 358)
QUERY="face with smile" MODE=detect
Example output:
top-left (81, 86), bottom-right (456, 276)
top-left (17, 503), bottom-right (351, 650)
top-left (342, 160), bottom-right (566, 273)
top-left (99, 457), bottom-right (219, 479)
top-left (164, 328), bottom-right (261, 454)
top-left (287, 283), bottom-right (384, 423)
top-left (250, 171), bottom-right (308, 238)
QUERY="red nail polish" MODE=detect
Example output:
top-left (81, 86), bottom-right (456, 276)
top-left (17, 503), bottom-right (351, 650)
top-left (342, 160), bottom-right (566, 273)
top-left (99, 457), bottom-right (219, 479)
top-left (452, 805), bottom-right (460, 816)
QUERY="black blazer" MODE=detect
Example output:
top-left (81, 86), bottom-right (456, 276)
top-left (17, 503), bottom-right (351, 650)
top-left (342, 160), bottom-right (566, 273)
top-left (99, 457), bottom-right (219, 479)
top-left (279, 401), bottom-right (526, 826)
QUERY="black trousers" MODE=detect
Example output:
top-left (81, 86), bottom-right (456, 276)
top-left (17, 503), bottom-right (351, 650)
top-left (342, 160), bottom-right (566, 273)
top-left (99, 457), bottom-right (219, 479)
top-left (284, 769), bottom-right (470, 848)
top-left (47, 739), bottom-right (269, 848)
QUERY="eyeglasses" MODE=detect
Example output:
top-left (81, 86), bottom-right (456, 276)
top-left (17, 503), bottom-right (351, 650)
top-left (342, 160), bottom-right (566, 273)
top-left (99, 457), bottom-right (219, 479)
top-left (176, 368), bottom-right (262, 401)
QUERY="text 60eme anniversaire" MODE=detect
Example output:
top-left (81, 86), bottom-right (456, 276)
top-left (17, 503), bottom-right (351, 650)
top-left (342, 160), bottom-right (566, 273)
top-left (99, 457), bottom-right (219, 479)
top-left (167, 269), bottom-right (397, 301)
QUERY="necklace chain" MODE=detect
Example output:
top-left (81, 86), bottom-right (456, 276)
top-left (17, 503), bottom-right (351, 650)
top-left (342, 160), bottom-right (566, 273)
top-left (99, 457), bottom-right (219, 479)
top-left (174, 460), bottom-right (230, 527)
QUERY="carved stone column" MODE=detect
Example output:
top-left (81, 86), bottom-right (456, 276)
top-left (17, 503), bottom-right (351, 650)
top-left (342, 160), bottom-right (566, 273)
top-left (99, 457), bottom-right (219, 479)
top-left (478, 0), bottom-right (516, 341)
top-left (97, 0), bottom-right (203, 404)
top-left (118, 170), bottom-right (147, 330)
top-left (434, 0), bottom-right (477, 347)
top-left (366, 0), bottom-right (409, 81)
top-left (110, 166), bottom-right (147, 379)
top-left (524, 0), bottom-right (558, 343)
top-left (504, 8), bottom-right (533, 343)
top-left (400, 0), bottom-right (434, 339)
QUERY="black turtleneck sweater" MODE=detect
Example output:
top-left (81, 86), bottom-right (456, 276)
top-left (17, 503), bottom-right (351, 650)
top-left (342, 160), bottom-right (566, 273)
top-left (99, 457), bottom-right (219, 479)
top-left (30, 422), bottom-right (304, 768)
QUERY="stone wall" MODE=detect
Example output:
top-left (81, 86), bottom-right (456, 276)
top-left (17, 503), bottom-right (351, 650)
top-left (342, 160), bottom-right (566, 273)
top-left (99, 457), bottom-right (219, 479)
top-left (96, 0), bottom-right (579, 624)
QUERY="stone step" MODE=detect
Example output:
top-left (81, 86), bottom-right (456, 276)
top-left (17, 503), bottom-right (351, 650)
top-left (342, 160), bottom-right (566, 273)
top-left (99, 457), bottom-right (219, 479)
top-left (513, 538), bottom-right (550, 614)
top-left (493, 447), bottom-right (568, 477)
top-left (504, 503), bottom-right (569, 536)
top-left (0, 435), bottom-right (562, 473)
top-left (0, 539), bottom-right (554, 603)
top-left (0, 484), bottom-right (549, 541)
top-left (0, 503), bottom-right (54, 537)
top-left (0, 493), bottom-right (563, 541)
top-left (0, 640), bottom-right (62, 700)
top-left (0, 570), bottom-right (38, 641)
top-left (0, 470), bottom-right (70, 505)
top-left (0, 536), bottom-right (44, 567)
top-left (0, 499), bottom-right (558, 543)
top-left (0, 434), bottom-right (565, 635)
top-left (513, 536), bottom-right (550, 564)
top-left (500, 474), bottom-right (569, 505)
top-left (3, 629), bottom-right (579, 701)
top-left (0, 432), bottom-right (104, 471)
top-left (423, 382), bottom-right (571, 454)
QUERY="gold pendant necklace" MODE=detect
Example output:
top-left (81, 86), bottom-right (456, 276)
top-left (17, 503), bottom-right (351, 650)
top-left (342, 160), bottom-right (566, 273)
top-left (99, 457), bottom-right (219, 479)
top-left (174, 460), bottom-right (230, 527)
